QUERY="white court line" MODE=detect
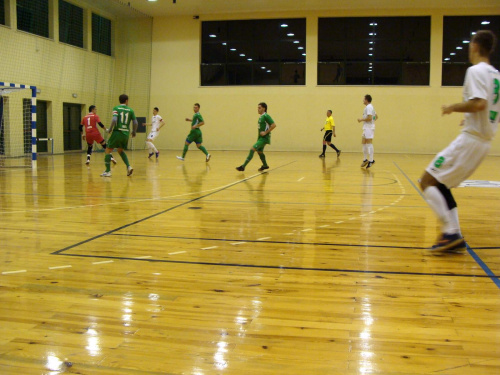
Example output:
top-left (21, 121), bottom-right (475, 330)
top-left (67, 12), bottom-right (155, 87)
top-left (92, 260), bottom-right (114, 265)
top-left (231, 242), bottom-right (247, 245)
top-left (135, 256), bottom-right (152, 259)
top-left (370, 211), bottom-right (377, 214)
top-left (49, 265), bottom-right (72, 270)
top-left (335, 221), bottom-right (344, 224)
top-left (257, 237), bottom-right (271, 241)
top-left (318, 225), bottom-right (330, 228)
top-left (301, 228), bottom-right (312, 232)
top-left (2, 270), bottom-right (27, 275)
top-left (297, 177), bottom-right (305, 182)
top-left (284, 233), bottom-right (294, 235)
top-left (168, 251), bottom-right (186, 255)
top-left (201, 246), bottom-right (218, 250)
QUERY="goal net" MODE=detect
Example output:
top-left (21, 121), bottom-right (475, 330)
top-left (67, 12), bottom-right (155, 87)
top-left (0, 82), bottom-right (37, 168)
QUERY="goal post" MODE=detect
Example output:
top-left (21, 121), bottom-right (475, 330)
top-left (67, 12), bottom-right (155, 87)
top-left (0, 82), bottom-right (37, 168)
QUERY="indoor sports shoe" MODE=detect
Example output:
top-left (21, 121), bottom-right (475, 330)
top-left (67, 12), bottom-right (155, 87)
top-left (430, 233), bottom-right (465, 252)
top-left (258, 165), bottom-right (269, 172)
top-left (337, 150), bottom-right (341, 157)
top-left (111, 157), bottom-right (117, 165)
top-left (156, 151), bottom-right (160, 159)
top-left (85, 159), bottom-right (90, 165)
top-left (100, 171), bottom-right (112, 177)
top-left (127, 166), bottom-right (134, 176)
top-left (366, 160), bottom-right (374, 168)
top-left (148, 152), bottom-right (154, 158)
top-left (236, 165), bottom-right (245, 171)
top-left (176, 156), bottom-right (184, 161)
top-left (319, 154), bottom-right (325, 158)
top-left (206, 154), bottom-right (211, 162)
top-left (361, 159), bottom-right (369, 167)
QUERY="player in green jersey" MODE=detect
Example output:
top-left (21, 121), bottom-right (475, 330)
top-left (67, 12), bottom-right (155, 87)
top-left (236, 102), bottom-right (277, 172)
top-left (101, 94), bottom-right (138, 177)
top-left (176, 103), bottom-right (211, 162)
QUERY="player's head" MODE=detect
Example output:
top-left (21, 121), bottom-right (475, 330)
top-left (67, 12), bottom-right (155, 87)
top-left (194, 103), bottom-right (200, 112)
top-left (119, 94), bottom-right (128, 104)
top-left (89, 105), bottom-right (96, 113)
top-left (327, 110), bottom-right (332, 116)
top-left (470, 30), bottom-right (497, 60)
top-left (258, 102), bottom-right (267, 114)
top-left (153, 107), bottom-right (159, 115)
top-left (364, 94), bottom-right (372, 104)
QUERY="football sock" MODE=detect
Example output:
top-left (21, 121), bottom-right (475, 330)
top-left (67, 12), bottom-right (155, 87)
top-left (322, 145), bottom-right (326, 154)
top-left (182, 144), bottom-right (189, 158)
top-left (151, 143), bottom-right (158, 153)
top-left (363, 144), bottom-right (368, 160)
top-left (146, 142), bottom-right (152, 152)
top-left (199, 145), bottom-right (208, 156)
top-left (367, 144), bottom-right (374, 162)
top-left (104, 154), bottom-right (112, 172)
top-left (259, 152), bottom-right (268, 167)
top-left (87, 144), bottom-right (93, 156)
top-left (243, 150), bottom-right (255, 167)
top-left (423, 186), bottom-right (459, 235)
top-left (119, 152), bottom-right (130, 167)
top-left (329, 144), bottom-right (339, 152)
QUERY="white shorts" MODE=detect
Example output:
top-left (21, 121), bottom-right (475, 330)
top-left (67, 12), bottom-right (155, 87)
top-left (147, 131), bottom-right (159, 141)
top-left (362, 127), bottom-right (374, 140)
top-left (426, 133), bottom-right (490, 188)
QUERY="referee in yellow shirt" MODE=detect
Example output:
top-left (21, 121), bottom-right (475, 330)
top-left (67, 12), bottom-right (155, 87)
top-left (319, 110), bottom-right (341, 158)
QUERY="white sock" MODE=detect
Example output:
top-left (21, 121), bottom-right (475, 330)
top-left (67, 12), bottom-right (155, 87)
top-left (449, 207), bottom-right (461, 236)
top-left (151, 144), bottom-right (158, 153)
top-left (423, 186), bottom-right (459, 235)
top-left (363, 144), bottom-right (368, 160)
top-left (367, 144), bottom-right (374, 162)
top-left (146, 142), bottom-right (153, 152)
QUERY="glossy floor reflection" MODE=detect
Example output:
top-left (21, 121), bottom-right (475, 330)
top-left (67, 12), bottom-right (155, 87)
top-left (0, 151), bottom-right (499, 374)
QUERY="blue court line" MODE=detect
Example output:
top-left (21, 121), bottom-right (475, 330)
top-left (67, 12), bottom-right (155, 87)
top-left (394, 161), bottom-right (500, 289)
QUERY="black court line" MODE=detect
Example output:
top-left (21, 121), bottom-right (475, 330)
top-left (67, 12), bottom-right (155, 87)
top-left (110, 233), bottom-right (430, 250)
top-left (52, 162), bottom-right (295, 255)
top-left (55, 252), bottom-right (492, 279)
top-left (394, 161), bottom-right (500, 288)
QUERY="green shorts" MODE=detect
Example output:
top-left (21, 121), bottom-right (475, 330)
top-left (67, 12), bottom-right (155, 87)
top-left (186, 129), bottom-right (203, 144)
top-left (252, 138), bottom-right (269, 152)
top-left (108, 131), bottom-right (129, 149)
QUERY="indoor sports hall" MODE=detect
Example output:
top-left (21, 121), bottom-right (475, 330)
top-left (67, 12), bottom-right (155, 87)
top-left (1, 1), bottom-right (500, 374)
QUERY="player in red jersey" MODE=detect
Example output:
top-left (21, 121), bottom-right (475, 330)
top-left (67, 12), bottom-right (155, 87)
top-left (80, 105), bottom-right (116, 165)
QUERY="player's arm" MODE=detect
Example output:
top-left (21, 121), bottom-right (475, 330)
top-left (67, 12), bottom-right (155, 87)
top-left (97, 121), bottom-right (109, 132)
top-left (108, 116), bottom-right (117, 133)
top-left (442, 98), bottom-right (487, 115)
top-left (131, 119), bottom-right (138, 137)
top-left (79, 124), bottom-right (85, 139)
top-left (192, 121), bottom-right (205, 129)
top-left (260, 123), bottom-right (276, 136)
top-left (358, 114), bottom-right (372, 123)
top-left (159, 119), bottom-right (166, 129)
top-left (185, 117), bottom-right (192, 122)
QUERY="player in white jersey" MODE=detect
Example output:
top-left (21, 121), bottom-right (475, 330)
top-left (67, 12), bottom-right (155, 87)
top-left (420, 30), bottom-right (500, 253)
top-left (145, 107), bottom-right (165, 158)
top-left (357, 94), bottom-right (377, 168)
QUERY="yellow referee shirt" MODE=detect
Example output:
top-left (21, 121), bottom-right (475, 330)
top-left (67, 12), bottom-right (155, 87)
top-left (324, 116), bottom-right (335, 131)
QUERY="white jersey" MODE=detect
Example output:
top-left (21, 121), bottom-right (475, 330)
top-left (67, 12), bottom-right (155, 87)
top-left (462, 62), bottom-right (500, 141)
top-left (363, 103), bottom-right (376, 130)
top-left (151, 114), bottom-right (163, 132)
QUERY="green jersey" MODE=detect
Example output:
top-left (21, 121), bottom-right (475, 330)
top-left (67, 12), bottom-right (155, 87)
top-left (191, 112), bottom-right (204, 127)
top-left (112, 104), bottom-right (136, 133)
top-left (258, 112), bottom-right (274, 143)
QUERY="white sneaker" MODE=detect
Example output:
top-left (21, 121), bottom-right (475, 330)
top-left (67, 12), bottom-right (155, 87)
top-left (176, 156), bottom-right (184, 161)
top-left (111, 157), bottom-right (117, 165)
top-left (127, 166), bottom-right (134, 176)
top-left (206, 154), bottom-right (211, 162)
top-left (85, 159), bottom-right (90, 165)
top-left (100, 171), bottom-right (112, 177)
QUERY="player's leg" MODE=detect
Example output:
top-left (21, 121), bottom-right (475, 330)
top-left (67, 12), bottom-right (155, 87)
top-left (365, 138), bottom-right (374, 168)
top-left (236, 145), bottom-right (257, 171)
top-left (361, 135), bottom-right (369, 167)
top-left (99, 139), bottom-right (116, 164)
top-left (101, 147), bottom-right (113, 176)
top-left (257, 145), bottom-right (269, 171)
top-left (177, 136), bottom-right (192, 161)
top-left (320, 132), bottom-right (327, 157)
top-left (86, 143), bottom-right (93, 164)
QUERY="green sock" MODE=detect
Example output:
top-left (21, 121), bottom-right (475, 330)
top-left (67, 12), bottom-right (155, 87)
top-left (104, 154), bottom-right (112, 172)
top-left (199, 145), bottom-right (208, 156)
top-left (182, 144), bottom-right (189, 158)
top-left (119, 151), bottom-right (130, 167)
top-left (243, 150), bottom-right (254, 167)
top-left (259, 153), bottom-right (268, 167)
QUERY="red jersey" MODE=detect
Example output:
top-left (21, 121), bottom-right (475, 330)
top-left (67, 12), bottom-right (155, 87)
top-left (81, 113), bottom-right (101, 134)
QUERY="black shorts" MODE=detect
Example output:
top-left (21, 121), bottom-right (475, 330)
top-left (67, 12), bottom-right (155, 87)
top-left (323, 130), bottom-right (333, 143)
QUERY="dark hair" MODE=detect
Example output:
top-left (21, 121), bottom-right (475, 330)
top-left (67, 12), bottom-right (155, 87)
top-left (364, 94), bottom-right (372, 103)
top-left (194, 103), bottom-right (200, 108)
top-left (154, 107), bottom-right (159, 112)
top-left (89, 105), bottom-right (96, 112)
top-left (327, 110), bottom-right (332, 114)
top-left (472, 30), bottom-right (497, 57)
top-left (258, 102), bottom-right (267, 111)
top-left (119, 94), bottom-right (128, 104)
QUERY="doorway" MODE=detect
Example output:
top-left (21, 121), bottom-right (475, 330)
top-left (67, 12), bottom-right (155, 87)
top-left (63, 103), bottom-right (83, 151)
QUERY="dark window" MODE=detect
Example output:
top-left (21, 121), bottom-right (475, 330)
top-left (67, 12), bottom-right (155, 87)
top-left (92, 13), bottom-right (111, 56)
top-left (17, 0), bottom-right (49, 38)
top-left (0, 0), bottom-right (5, 26)
top-left (442, 16), bottom-right (500, 86)
top-left (59, 0), bottom-right (83, 48)
top-left (201, 19), bottom-right (306, 86)
top-left (318, 17), bottom-right (430, 85)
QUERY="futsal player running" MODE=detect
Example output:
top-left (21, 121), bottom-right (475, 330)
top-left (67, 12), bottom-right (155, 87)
top-left (80, 105), bottom-right (116, 165)
top-left (144, 107), bottom-right (165, 159)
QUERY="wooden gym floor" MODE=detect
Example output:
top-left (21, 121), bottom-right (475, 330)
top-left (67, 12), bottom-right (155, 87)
top-left (0, 150), bottom-right (499, 374)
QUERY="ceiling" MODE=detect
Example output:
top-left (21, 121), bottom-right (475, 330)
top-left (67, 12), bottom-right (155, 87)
top-left (120, 0), bottom-right (500, 17)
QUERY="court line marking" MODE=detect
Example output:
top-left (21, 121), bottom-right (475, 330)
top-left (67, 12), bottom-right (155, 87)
top-left (92, 260), bottom-right (114, 265)
top-left (52, 161), bottom-right (295, 256)
top-left (168, 251), bottom-right (186, 255)
top-left (297, 177), bottom-right (305, 182)
top-left (48, 265), bottom-right (72, 270)
top-left (201, 246), bottom-right (218, 250)
top-left (257, 237), bottom-right (271, 241)
top-left (135, 256), bottom-right (152, 259)
top-left (394, 161), bottom-right (500, 289)
top-left (231, 242), bottom-right (247, 245)
top-left (2, 270), bottom-right (27, 275)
